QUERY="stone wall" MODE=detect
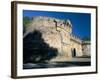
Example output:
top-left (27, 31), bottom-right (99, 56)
top-left (23, 16), bottom-right (91, 62)
top-left (82, 41), bottom-right (91, 56)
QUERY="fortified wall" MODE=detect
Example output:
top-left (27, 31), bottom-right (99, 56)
top-left (24, 16), bottom-right (91, 61)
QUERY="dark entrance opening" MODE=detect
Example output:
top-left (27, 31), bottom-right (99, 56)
top-left (72, 48), bottom-right (76, 57)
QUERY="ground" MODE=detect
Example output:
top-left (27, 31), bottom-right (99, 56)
top-left (23, 57), bottom-right (91, 69)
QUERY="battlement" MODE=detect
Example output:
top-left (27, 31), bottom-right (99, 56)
top-left (32, 16), bottom-right (72, 30)
top-left (70, 34), bottom-right (82, 44)
top-left (27, 16), bottom-right (83, 44)
top-left (82, 41), bottom-right (91, 44)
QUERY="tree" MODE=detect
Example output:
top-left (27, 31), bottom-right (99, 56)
top-left (82, 36), bottom-right (90, 41)
top-left (23, 30), bottom-right (58, 63)
top-left (23, 16), bottom-right (31, 33)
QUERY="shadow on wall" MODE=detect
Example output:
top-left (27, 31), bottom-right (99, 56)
top-left (23, 30), bottom-right (58, 63)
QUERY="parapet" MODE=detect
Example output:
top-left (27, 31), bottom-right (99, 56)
top-left (82, 41), bottom-right (91, 44)
top-left (70, 34), bottom-right (82, 44)
top-left (32, 16), bottom-right (72, 29)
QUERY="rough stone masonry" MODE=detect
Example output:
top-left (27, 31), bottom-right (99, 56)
top-left (23, 16), bottom-right (91, 62)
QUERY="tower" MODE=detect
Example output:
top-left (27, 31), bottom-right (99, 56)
top-left (53, 19), bottom-right (73, 60)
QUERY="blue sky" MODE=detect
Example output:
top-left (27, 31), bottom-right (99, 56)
top-left (23, 10), bottom-right (91, 39)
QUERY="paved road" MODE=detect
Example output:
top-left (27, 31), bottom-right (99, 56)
top-left (23, 57), bottom-right (91, 69)
top-left (64, 57), bottom-right (91, 62)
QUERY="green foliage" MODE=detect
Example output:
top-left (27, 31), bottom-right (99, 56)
top-left (23, 17), bottom-right (31, 33)
top-left (23, 17), bottom-right (30, 26)
top-left (23, 30), bottom-right (58, 63)
top-left (82, 36), bottom-right (90, 41)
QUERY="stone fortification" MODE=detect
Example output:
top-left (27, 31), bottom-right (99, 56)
top-left (24, 16), bottom-right (91, 62)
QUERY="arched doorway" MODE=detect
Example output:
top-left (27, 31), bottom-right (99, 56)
top-left (72, 48), bottom-right (76, 57)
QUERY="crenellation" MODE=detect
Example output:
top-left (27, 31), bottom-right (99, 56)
top-left (31, 16), bottom-right (72, 31)
top-left (70, 34), bottom-right (82, 44)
